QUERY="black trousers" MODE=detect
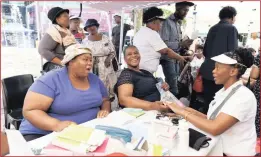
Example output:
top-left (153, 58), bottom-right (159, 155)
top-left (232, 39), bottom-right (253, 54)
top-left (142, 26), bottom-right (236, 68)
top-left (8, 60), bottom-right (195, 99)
top-left (115, 45), bottom-right (120, 61)
top-left (23, 134), bottom-right (45, 141)
top-left (202, 78), bottom-right (223, 114)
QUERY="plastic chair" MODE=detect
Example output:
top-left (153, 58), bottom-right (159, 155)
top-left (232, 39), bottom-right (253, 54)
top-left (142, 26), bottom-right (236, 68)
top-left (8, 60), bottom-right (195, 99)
top-left (2, 74), bottom-right (34, 129)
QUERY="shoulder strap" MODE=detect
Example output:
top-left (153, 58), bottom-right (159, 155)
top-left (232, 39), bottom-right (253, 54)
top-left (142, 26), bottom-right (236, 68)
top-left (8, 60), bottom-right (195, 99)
top-left (209, 84), bottom-right (242, 120)
top-left (54, 26), bottom-right (66, 51)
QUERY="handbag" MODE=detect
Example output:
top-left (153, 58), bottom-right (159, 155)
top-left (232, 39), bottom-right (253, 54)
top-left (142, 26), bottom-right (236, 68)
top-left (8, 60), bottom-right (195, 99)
top-left (189, 128), bottom-right (211, 151)
top-left (193, 70), bottom-right (203, 93)
top-left (41, 62), bottom-right (63, 75)
top-left (246, 77), bottom-right (251, 89)
top-left (112, 57), bottom-right (119, 72)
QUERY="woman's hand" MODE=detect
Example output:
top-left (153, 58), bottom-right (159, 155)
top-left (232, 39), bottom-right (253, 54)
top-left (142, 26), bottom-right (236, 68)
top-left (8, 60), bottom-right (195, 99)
top-left (164, 102), bottom-right (184, 115)
top-left (150, 101), bottom-right (169, 112)
top-left (54, 121), bottom-right (77, 132)
top-left (97, 110), bottom-right (109, 118)
top-left (161, 82), bottom-right (169, 91)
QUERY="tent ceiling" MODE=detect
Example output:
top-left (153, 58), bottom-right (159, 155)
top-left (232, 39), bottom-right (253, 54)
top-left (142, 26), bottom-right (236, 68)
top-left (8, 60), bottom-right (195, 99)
top-left (83, 1), bottom-right (175, 12)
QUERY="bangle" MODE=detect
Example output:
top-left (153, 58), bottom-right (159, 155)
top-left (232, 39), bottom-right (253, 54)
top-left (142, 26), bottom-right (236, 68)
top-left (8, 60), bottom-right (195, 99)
top-left (184, 112), bottom-right (193, 121)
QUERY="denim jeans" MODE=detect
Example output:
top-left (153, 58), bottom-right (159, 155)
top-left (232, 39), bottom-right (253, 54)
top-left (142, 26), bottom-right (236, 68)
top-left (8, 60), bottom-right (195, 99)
top-left (160, 57), bottom-right (180, 96)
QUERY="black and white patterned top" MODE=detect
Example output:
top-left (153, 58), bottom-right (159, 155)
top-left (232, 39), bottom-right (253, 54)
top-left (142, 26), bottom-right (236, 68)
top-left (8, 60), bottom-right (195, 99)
top-left (253, 54), bottom-right (260, 137)
top-left (253, 54), bottom-right (260, 101)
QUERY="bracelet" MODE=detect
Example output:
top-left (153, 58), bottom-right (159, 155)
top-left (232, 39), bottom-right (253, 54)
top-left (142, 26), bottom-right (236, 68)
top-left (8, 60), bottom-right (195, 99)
top-left (184, 111), bottom-right (194, 121)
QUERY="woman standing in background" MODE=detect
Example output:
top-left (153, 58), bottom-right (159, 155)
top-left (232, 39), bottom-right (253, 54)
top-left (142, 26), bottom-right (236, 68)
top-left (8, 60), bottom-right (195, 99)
top-left (82, 19), bottom-right (118, 109)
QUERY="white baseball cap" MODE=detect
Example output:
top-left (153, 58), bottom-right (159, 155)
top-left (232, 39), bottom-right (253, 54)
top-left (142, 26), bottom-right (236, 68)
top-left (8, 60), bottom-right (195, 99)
top-left (61, 44), bottom-right (92, 65)
top-left (69, 15), bottom-right (81, 20)
top-left (211, 54), bottom-right (238, 65)
top-left (113, 13), bottom-right (121, 17)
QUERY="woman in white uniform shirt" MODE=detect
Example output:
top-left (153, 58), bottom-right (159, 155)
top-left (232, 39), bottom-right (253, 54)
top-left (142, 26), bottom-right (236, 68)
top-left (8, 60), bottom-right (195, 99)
top-left (133, 7), bottom-right (188, 74)
top-left (166, 48), bottom-right (257, 156)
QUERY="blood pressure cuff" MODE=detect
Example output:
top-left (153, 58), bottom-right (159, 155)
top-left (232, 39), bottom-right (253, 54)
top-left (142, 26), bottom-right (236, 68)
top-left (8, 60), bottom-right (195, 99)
top-left (95, 125), bottom-right (132, 143)
top-left (189, 128), bottom-right (212, 151)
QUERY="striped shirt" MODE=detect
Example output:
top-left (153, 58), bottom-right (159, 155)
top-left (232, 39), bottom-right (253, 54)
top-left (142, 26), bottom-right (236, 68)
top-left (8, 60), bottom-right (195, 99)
top-left (159, 14), bottom-right (182, 52)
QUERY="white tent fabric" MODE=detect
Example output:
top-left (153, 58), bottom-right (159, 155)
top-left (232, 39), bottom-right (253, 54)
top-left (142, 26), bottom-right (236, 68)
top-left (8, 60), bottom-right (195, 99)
top-left (83, 1), bottom-right (175, 12)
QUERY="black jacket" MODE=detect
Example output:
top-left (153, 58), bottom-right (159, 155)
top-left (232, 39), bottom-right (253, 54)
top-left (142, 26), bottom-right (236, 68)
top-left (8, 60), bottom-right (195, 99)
top-left (200, 20), bottom-right (238, 80)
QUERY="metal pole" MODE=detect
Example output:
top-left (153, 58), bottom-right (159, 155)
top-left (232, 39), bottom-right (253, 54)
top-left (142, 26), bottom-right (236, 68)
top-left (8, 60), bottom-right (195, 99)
top-left (118, 9), bottom-right (124, 65)
top-left (193, 5), bottom-right (197, 32)
top-left (105, 11), bottom-right (112, 39)
top-left (35, 1), bottom-right (44, 69)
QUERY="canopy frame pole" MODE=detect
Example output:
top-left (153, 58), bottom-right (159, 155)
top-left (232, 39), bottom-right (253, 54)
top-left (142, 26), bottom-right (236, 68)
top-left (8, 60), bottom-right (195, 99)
top-left (35, 1), bottom-right (44, 69)
top-left (118, 9), bottom-right (125, 65)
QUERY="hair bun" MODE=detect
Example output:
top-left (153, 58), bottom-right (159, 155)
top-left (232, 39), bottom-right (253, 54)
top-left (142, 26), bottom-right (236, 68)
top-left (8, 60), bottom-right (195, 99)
top-left (235, 47), bottom-right (254, 68)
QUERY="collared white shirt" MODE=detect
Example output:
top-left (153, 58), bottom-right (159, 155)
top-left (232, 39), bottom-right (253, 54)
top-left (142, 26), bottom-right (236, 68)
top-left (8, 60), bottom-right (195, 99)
top-left (207, 80), bottom-right (257, 156)
top-left (133, 26), bottom-right (167, 73)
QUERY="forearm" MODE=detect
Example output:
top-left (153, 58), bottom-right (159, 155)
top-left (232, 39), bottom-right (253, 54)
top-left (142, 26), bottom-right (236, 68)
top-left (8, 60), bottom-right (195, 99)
top-left (119, 96), bottom-right (153, 111)
top-left (184, 107), bottom-right (207, 119)
top-left (101, 99), bottom-right (111, 112)
top-left (1, 132), bottom-right (9, 156)
top-left (179, 110), bottom-right (220, 136)
top-left (51, 57), bottom-right (62, 65)
top-left (166, 48), bottom-right (183, 61)
top-left (23, 110), bottom-right (60, 132)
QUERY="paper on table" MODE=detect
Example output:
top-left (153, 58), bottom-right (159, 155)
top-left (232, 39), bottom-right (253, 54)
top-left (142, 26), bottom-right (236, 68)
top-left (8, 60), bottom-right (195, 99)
top-left (43, 138), bottom-right (109, 155)
top-left (96, 111), bottom-right (136, 127)
top-left (5, 129), bottom-right (35, 156)
top-left (123, 108), bottom-right (145, 118)
top-left (51, 125), bottom-right (107, 154)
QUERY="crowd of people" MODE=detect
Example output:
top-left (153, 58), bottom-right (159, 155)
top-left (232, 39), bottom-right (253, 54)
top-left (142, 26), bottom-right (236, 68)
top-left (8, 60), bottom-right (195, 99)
top-left (1, 1), bottom-right (259, 156)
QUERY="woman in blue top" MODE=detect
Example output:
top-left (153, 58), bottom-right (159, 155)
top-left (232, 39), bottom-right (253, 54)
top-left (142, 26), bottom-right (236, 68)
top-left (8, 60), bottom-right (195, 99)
top-left (19, 44), bottom-right (111, 141)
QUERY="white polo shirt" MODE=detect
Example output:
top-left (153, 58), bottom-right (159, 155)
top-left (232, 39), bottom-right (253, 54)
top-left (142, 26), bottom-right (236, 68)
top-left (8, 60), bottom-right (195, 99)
top-left (207, 80), bottom-right (257, 156)
top-left (133, 26), bottom-right (167, 73)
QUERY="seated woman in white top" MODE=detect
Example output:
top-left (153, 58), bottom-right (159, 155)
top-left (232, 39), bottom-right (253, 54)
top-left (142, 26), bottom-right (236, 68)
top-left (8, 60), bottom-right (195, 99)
top-left (166, 48), bottom-right (257, 156)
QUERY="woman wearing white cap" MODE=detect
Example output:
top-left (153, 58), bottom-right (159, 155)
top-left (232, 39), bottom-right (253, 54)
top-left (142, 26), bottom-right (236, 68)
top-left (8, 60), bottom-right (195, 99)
top-left (69, 15), bottom-right (86, 43)
top-left (166, 48), bottom-right (257, 156)
top-left (19, 44), bottom-right (111, 141)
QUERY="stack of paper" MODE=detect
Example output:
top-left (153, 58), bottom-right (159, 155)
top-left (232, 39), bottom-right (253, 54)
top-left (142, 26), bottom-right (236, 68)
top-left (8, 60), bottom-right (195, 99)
top-left (51, 125), bottom-right (107, 154)
top-left (95, 111), bottom-right (136, 127)
top-left (123, 108), bottom-right (145, 118)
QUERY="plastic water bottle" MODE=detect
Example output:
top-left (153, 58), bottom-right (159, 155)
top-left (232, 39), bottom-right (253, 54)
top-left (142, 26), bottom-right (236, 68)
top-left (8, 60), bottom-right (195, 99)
top-left (177, 119), bottom-right (189, 152)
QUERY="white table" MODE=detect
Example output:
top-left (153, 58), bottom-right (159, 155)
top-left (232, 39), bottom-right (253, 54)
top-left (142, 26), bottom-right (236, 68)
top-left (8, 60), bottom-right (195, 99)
top-left (29, 111), bottom-right (222, 156)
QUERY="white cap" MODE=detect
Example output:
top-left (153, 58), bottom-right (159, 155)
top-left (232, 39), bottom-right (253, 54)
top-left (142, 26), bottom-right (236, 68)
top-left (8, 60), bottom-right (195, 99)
top-left (69, 15), bottom-right (81, 20)
top-left (113, 13), bottom-right (121, 17)
top-left (61, 44), bottom-right (92, 65)
top-left (211, 54), bottom-right (237, 65)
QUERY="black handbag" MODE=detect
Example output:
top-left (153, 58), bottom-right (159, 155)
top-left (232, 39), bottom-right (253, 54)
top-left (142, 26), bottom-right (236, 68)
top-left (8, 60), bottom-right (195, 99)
top-left (189, 128), bottom-right (212, 151)
top-left (41, 62), bottom-right (63, 75)
top-left (246, 77), bottom-right (251, 89)
top-left (112, 57), bottom-right (119, 72)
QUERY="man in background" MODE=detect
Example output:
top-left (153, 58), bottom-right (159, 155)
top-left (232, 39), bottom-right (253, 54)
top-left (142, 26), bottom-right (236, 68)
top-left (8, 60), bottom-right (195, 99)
top-left (160, 1), bottom-right (194, 97)
top-left (199, 6), bottom-right (238, 113)
top-left (112, 14), bottom-right (132, 60)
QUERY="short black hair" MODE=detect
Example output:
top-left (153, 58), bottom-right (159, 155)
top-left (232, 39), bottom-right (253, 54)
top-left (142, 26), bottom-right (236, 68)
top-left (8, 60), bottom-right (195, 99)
top-left (219, 6), bottom-right (237, 20)
top-left (143, 7), bottom-right (163, 23)
top-left (123, 45), bottom-right (138, 56)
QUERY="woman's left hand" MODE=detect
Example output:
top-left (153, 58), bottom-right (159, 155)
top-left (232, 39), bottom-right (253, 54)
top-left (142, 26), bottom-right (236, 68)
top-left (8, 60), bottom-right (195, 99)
top-left (97, 110), bottom-right (109, 118)
top-left (161, 82), bottom-right (170, 91)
